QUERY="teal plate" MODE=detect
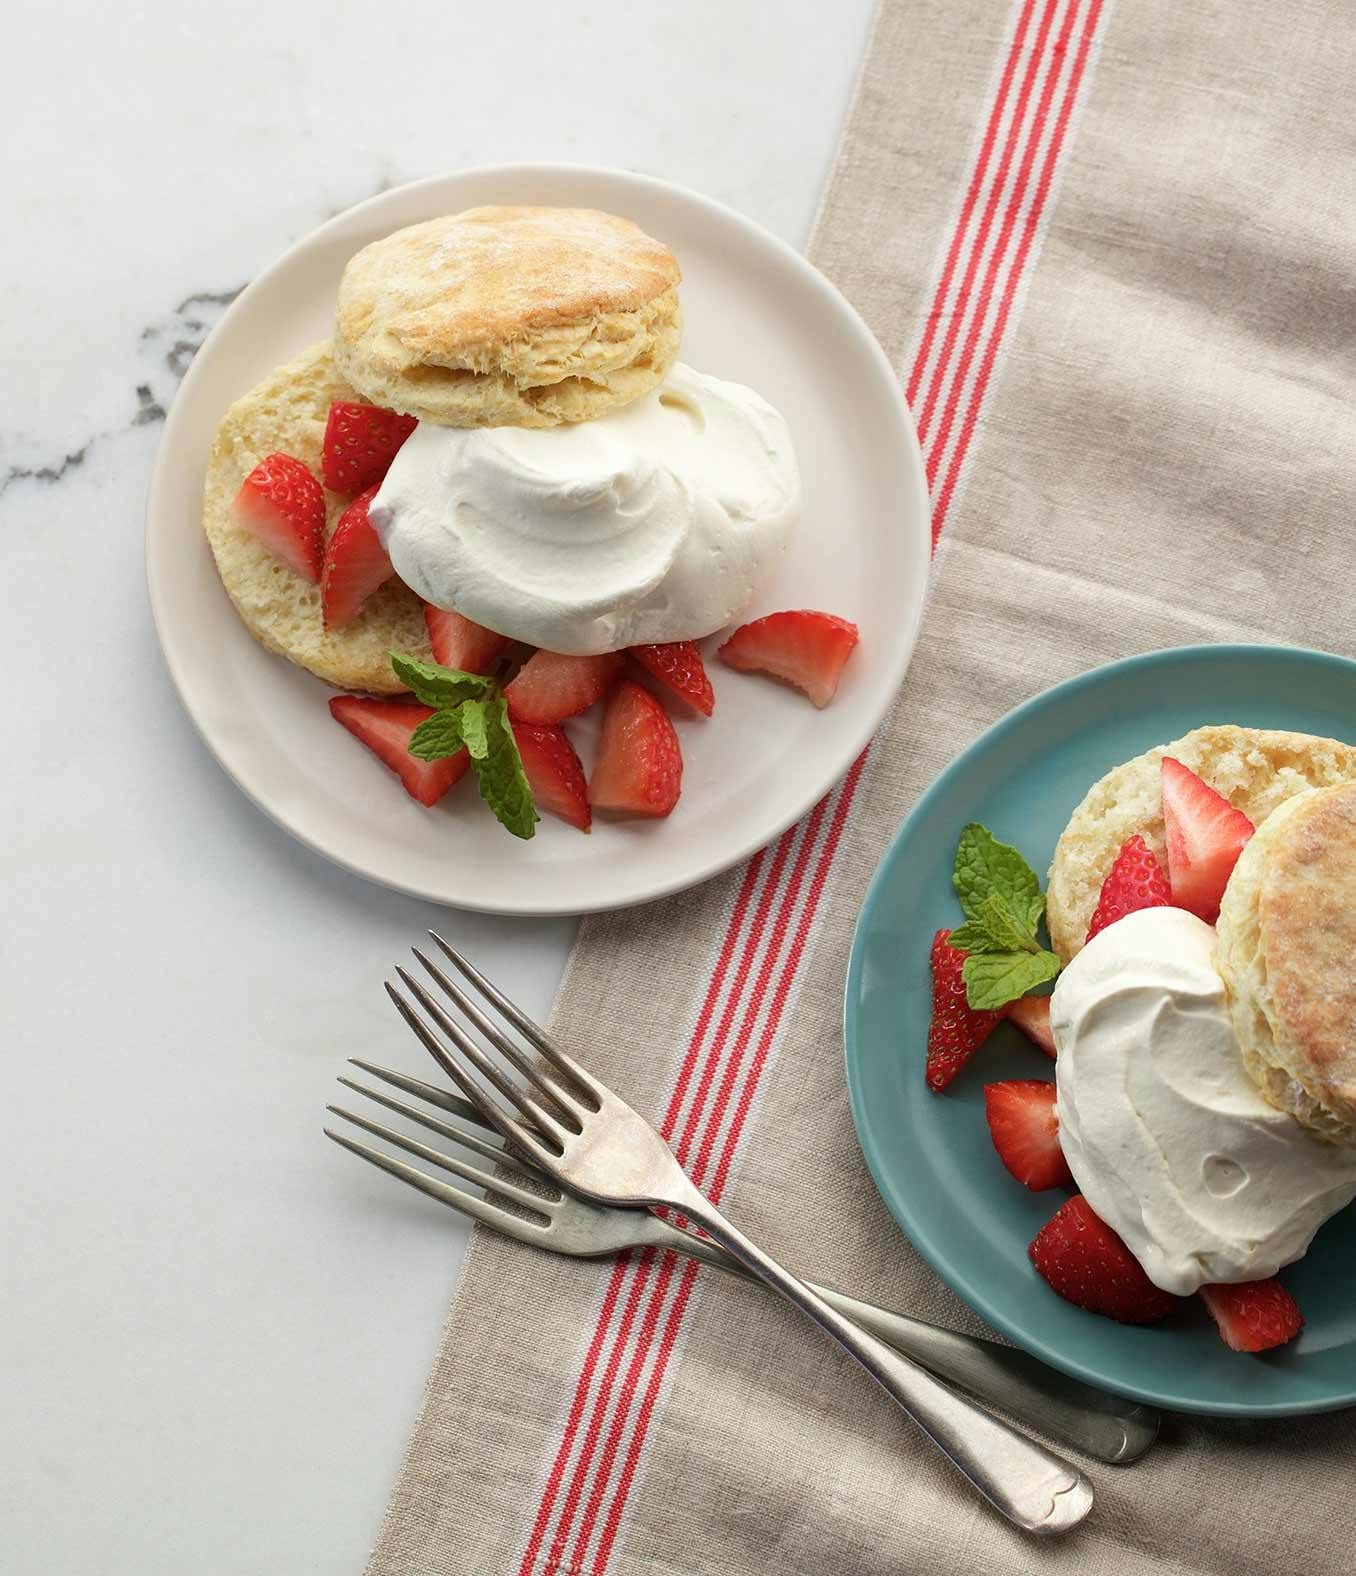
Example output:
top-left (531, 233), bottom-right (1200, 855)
top-left (845, 645), bottom-right (1356, 1416)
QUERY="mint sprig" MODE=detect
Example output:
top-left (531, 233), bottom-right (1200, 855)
top-left (945, 823), bottom-right (1060, 1009)
top-left (392, 652), bottom-right (538, 840)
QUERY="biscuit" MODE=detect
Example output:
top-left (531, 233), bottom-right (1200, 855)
top-left (1046, 725), bottom-right (1356, 964)
top-left (202, 340), bottom-right (431, 694)
top-left (333, 206), bottom-right (682, 428)
top-left (1216, 784), bottom-right (1356, 1143)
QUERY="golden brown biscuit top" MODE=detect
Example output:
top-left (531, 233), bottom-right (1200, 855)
top-left (1261, 782), bottom-right (1356, 1105)
top-left (336, 205), bottom-right (682, 363)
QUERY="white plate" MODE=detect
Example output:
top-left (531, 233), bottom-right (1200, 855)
top-left (146, 166), bottom-right (929, 915)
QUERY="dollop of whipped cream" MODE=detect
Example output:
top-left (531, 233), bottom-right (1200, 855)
top-left (1053, 906), bottom-right (1356, 1296)
top-left (371, 363), bottom-right (800, 655)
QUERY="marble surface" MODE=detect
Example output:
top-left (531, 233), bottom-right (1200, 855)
top-left (1, 3), bottom-right (876, 1571)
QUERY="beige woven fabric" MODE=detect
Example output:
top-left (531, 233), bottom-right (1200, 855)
top-left (368, 2), bottom-right (1356, 1571)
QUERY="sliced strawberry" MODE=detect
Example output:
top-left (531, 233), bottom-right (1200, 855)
top-left (718, 610), bottom-right (858, 708)
top-left (424, 604), bottom-right (509, 676)
top-left (925, 929), bottom-right (1004, 1092)
top-left (983, 1081), bottom-right (1072, 1190)
top-left (1006, 994), bottom-right (1057, 1059)
top-left (328, 696), bottom-right (468, 807)
top-left (1160, 757), bottom-right (1255, 924)
top-left (512, 722), bottom-right (591, 832)
top-left (504, 650), bottom-right (624, 724)
top-left (589, 680), bottom-right (682, 818)
top-left (232, 452), bottom-right (325, 581)
top-left (1086, 834), bottom-right (1172, 943)
top-left (321, 486), bottom-right (392, 629)
top-left (629, 640), bottom-right (714, 716)
top-left (1200, 1278), bottom-right (1304, 1353)
top-left (321, 401), bottom-right (417, 493)
top-left (1029, 1196), bottom-right (1180, 1324)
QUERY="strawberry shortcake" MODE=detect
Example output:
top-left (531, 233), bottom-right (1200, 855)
top-left (201, 206), bottom-right (861, 840)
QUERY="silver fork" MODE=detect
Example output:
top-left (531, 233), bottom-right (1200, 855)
top-left (366, 934), bottom-right (1095, 1535)
top-left (326, 1059), bottom-right (1157, 1465)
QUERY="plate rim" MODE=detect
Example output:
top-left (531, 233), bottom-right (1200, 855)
top-left (145, 162), bottom-right (930, 916)
top-left (843, 641), bottom-right (1356, 1416)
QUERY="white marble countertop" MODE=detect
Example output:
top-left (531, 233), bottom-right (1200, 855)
top-left (2, 3), bottom-right (875, 1571)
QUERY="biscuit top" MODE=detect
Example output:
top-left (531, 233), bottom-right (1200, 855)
top-left (336, 206), bottom-right (681, 365)
top-left (1260, 782), bottom-right (1356, 1109)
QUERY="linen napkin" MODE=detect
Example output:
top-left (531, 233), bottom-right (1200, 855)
top-left (368, 1), bottom-right (1356, 1570)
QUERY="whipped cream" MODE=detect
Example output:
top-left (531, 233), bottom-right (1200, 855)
top-left (371, 363), bottom-right (800, 654)
top-left (1052, 906), bottom-right (1356, 1296)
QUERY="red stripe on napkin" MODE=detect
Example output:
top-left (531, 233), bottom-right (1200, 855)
top-left (518, 2), bottom-right (1107, 1566)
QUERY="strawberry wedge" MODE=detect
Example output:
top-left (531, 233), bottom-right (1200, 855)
top-left (1006, 995), bottom-right (1057, 1059)
top-left (925, 929), bottom-right (1003, 1091)
top-left (718, 610), bottom-right (858, 708)
top-left (1200, 1278), bottom-right (1304, 1353)
top-left (984, 1080), bottom-right (1072, 1190)
top-left (589, 680), bottom-right (682, 818)
top-left (505, 651), bottom-right (624, 725)
top-left (233, 453), bottom-right (325, 581)
top-left (1085, 834), bottom-right (1171, 943)
top-left (329, 696), bottom-right (468, 806)
top-left (512, 722), bottom-right (591, 832)
top-left (1029, 1195), bottom-right (1180, 1325)
top-left (322, 401), bottom-right (417, 494)
top-left (424, 605), bottom-right (509, 676)
top-left (1160, 757), bottom-right (1254, 923)
top-left (630, 640), bottom-right (714, 716)
top-left (322, 486), bottom-right (392, 629)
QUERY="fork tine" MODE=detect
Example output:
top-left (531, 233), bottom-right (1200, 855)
top-left (427, 930), bottom-right (603, 1102)
top-left (384, 980), bottom-right (566, 1172)
top-left (323, 1127), bottom-right (551, 1239)
top-left (347, 1058), bottom-right (491, 1129)
top-left (412, 947), bottom-right (583, 1125)
top-left (326, 1105), bottom-right (555, 1216)
top-left (396, 966), bottom-right (573, 1141)
top-left (336, 1076), bottom-right (549, 1189)
top-left (385, 981), bottom-right (518, 1142)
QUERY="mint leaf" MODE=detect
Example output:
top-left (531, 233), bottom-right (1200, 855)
top-left (962, 949), bottom-right (1061, 1011)
top-left (944, 917), bottom-right (999, 954)
top-left (945, 894), bottom-right (1044, 958)
top-left (466, 694), bottom-right (537, 840)
top-left (408, 710), bottom-right (466, 761)
top-left (390, 652), bottom-right (490, 709)
top-left (953, 823), bottom-right (1045, 936)
top-left (458, 699), bottom-right (491, 761)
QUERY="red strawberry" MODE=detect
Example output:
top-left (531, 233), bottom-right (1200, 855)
top-left (424, 605), bottom-right (509, 676)
top-left (629, 640), bottom-right (714, 716)
top-left (1086, 834), bottom-right (1172, 943)
top-left (983, 1081), bottom-right (1072, 1190)
top-left (504, 650), bottom-right (624, 724)
top-left (1160, 757), bottom-right (1255, 923)
top-left (1006, 994), bottom-right (1057, 1059)
top-left (1200, 1278), bottom-right (1304, 1353)
top-left (328, 696), bottom-right (468, 807)
top-left (321, 486), bottom-right (392, 629)
top-left (925, 929), bottom-right (1004, 1091)
top-left (718, 610), bottom-right (859, 708)
top-left (1029, 1196), bottom-right (1180, 1324)
top-left (232, 452), bottom-right (325, 581)
top-left (512, 722), bottom-right (591, 832)
top-left (321, 401), bottom-right (417, 493)
top-left (589, 680), bottom-right (683, 818)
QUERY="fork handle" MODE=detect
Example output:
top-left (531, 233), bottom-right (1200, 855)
top-left (649, 1223), bottom-right (1154, 1465)
top-left (673, 1187), bottom-right (1094, 1535)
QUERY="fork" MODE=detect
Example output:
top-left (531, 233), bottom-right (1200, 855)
top-left (326, 1059), bottom-right (1157, 1466)
top-left (365, 934), bottom-right (1096, 1535)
